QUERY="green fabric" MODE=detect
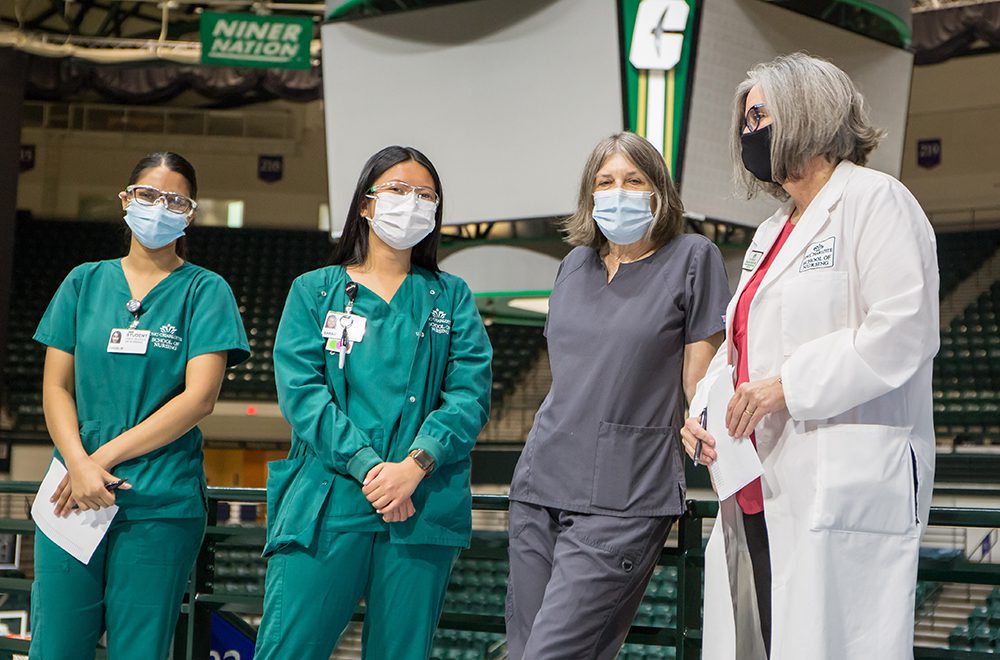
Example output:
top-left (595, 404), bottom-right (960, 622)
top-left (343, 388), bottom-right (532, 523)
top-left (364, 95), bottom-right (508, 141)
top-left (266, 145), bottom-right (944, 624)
top-left (30, 516), bottom-right (205, 659)
top-left (265, 265), bottom-right (492, 551)
top-left (33, 260), bottom-right (250, 520)
top-left (255, 530), bottom-right (457, 660)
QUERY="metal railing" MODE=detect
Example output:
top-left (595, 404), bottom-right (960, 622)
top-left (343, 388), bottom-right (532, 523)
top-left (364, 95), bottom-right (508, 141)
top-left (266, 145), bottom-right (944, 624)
top-left (0, 483), bottom-right (996, 658)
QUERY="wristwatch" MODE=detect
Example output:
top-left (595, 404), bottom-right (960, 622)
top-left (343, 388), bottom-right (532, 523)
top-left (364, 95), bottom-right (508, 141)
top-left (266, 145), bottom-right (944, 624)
top-left (408, 449), bottom-right (435, 475)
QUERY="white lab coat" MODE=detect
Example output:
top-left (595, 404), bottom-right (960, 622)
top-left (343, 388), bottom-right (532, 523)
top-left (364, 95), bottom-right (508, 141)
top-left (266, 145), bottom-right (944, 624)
top-left (690, 161), bottom-right (940, 660)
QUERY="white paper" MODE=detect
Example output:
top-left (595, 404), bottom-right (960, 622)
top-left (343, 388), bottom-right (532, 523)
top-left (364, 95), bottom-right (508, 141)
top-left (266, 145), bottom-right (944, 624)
top-left (705, 373), bottom-right (765, 501)
top-left (31, 458), bottom-right (118, 565)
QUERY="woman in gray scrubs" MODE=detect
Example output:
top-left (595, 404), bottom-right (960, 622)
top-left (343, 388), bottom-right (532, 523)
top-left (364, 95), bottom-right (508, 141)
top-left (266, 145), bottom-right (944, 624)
top-left (506, 132), bottom-right (730, 660)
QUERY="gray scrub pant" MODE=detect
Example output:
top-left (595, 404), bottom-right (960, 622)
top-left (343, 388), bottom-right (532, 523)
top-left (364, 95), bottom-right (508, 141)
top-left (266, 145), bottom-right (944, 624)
top-left (505, 501), bottom-right (675, 660)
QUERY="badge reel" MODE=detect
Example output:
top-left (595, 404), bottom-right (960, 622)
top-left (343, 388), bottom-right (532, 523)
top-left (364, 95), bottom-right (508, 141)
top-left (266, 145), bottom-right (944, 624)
top-left (322, 281), bottom-right (367, 369)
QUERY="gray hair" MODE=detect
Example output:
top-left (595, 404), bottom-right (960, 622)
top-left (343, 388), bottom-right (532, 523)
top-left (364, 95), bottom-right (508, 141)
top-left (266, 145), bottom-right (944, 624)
top-left (731, 52), bottom-right (886, 199)
top-left (562, 132), bottom-right (684, 249)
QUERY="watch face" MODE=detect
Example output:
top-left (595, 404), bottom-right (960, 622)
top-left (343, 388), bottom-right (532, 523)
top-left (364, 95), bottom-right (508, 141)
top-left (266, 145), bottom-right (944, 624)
top-left (412, 450), bottom-right (434, 471)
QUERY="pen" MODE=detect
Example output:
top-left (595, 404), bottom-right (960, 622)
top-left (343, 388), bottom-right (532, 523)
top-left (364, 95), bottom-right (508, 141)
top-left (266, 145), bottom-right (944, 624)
top-left (694, 408), bottom-right (707, 466)
top-left (105, 478), bottom-right (128, 492)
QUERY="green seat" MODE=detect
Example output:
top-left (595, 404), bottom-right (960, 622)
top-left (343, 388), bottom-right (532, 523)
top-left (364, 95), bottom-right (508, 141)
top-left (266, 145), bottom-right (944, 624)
top-left (948, 624), bottom-right (969, 649)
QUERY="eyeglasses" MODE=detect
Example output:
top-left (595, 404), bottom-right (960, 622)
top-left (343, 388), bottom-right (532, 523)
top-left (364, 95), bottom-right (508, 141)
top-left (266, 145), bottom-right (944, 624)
top-left (368, 181), bottom-right (440, 205)
top-left (125, 185), bottom-right (198, 215)
top-left (744, 103), bottom-right (769, 133)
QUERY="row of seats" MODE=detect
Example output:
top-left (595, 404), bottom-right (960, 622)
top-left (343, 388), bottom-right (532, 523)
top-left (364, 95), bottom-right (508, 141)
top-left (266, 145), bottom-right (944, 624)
top-left (206, 543), bottom-right (684, 625)
top-left (485, 324), bottom-right (545, 410)
top-left (935, 280), bottom-right (1000, 442)
top-left (936, 230), bottom-right (1000, 299)
top-left (431, 629), bottom-right (505, 660)
top-left (949, 588), bottom-right (1000, 652)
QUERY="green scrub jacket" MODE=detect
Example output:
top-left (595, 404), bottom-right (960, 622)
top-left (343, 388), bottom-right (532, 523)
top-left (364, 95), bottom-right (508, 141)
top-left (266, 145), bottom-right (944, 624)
top-left (264, 265), bottom-right (493, 554)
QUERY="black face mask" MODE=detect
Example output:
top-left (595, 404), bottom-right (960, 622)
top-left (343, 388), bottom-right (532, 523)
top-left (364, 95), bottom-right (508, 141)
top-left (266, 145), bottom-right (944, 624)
top-left (740, 124), bottom-right (774, 183)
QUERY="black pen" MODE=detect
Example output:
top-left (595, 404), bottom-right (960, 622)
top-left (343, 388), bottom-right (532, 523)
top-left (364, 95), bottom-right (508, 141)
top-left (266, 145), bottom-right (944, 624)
top-left (693, 408), bottom-right (707, 466)
top-left (105, 478), bottom-right (128, 492)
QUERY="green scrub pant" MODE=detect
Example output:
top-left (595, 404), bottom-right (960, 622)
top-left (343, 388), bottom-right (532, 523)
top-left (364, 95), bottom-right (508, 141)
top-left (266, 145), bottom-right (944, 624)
top-left (255, 530), bottom-right (458, 660)
top-left (29, 515), bottom-right (205, 660)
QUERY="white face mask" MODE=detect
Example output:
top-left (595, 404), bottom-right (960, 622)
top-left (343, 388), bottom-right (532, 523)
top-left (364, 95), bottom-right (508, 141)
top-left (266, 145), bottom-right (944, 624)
top-left (366, 191), bottom-right (437, 250)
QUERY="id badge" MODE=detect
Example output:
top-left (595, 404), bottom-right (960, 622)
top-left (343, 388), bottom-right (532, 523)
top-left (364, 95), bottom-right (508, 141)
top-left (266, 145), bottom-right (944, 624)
top-left (107, 328), bottom-right (150, 355)
top-left (325, 337), bottom-right (354, 354)
top-left (321, 311), bottom-right (367, 342)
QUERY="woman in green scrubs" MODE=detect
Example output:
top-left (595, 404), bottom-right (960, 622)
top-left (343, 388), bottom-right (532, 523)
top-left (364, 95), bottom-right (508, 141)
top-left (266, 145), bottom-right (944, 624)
top-left (30, 152), bottom-right (250, 659)
top-left (255, 146), bottom-right (493, 660)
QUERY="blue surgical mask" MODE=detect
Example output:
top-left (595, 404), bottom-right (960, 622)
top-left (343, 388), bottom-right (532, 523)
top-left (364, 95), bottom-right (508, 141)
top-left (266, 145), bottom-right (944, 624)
top-left (592, 188), bottom-right (655, 245)
top-left (124, 202), bottom-right (189, 250)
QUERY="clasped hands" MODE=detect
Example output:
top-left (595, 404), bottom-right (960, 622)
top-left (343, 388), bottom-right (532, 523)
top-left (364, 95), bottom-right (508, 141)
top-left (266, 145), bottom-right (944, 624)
top-left (51, 446), bottom-right (131, 517)
top-left (362, 458), bottom-right (426, 523)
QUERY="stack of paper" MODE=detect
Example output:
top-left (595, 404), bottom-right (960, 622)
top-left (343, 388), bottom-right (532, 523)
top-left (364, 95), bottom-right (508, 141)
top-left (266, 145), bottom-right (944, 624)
top-left (705, 373), bottom-right (765, 500)
top-left (31, 458), bottom-right (118, 565)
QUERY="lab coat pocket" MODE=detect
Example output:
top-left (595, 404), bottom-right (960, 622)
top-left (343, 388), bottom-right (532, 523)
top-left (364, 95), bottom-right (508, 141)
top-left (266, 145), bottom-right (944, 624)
top-left (780, 271), bottom-right (848, 356)
top-left (810, 424), bottom-right (917, 536)
top-left (592, 422), bottom-right (679, 512)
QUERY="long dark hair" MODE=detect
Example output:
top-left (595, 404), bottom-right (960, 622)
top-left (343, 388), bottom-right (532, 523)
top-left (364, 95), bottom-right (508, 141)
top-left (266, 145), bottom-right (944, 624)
top-left (124, 151), bottom-right (198, 259)
top-left (330, 146), bottom-right (443, 272)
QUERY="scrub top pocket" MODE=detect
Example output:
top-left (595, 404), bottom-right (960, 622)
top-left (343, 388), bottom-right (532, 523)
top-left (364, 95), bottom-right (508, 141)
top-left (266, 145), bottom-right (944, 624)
top-left (592, 422), bottom-right (681, 513)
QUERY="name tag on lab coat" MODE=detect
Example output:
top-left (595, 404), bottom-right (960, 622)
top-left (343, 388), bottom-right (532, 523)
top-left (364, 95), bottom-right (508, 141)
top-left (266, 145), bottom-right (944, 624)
top-left (321, 311), bottom-right (367, 343)
top-left (107, 328), bottom-right (150, 354)
top-left (742, 250), bottom-right (764, 271)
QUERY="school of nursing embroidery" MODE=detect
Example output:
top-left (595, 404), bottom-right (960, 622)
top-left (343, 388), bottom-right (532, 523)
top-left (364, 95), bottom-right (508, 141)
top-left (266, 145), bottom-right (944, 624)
top-left (151, 323), bottom-right (183, 351)
top-left (800, 237), bottom-right (835, 272)
top-left (429, 308), bottom-right (452, 335)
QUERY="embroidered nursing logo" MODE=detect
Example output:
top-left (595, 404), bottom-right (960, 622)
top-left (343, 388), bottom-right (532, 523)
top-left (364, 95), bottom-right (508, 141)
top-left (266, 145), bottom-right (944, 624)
top-left (429, 308), bottom-right (452, 335)
top-left (151, 323), bottom-right (183, 351)
top-left (800, 237), bottom-right (835, 272)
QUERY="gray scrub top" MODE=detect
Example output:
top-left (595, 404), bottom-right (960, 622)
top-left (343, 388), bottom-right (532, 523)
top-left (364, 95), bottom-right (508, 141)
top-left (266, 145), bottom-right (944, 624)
top-left (509, 234), bottom-right (730, 517)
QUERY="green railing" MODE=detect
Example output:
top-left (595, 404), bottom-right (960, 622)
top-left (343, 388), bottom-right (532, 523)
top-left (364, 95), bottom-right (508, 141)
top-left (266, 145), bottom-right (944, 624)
top-left (0, 483), bottom-right (996, 659)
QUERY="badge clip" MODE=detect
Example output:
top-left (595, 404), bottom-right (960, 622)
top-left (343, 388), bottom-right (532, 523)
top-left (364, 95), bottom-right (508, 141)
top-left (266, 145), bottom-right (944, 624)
top-left (339, 281), bottom-right (359, 369)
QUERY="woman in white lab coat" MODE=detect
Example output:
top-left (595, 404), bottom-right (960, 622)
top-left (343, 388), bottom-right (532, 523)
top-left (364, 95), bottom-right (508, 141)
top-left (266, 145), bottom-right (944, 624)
top-left (680, 53), bottom-right (939, 660)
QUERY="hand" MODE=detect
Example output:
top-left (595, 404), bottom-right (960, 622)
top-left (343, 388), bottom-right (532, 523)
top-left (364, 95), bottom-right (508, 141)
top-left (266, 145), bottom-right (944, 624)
top-left (726, 376), bottom-right (786, 439)
top-left (381, 497), bottom-right (416, 523)
top-left (362, 460), bottom-right (425, 515)
top-left (52, 458), bottom-right (131, 517)
top-left (681, 417), bottom-right (718, 467)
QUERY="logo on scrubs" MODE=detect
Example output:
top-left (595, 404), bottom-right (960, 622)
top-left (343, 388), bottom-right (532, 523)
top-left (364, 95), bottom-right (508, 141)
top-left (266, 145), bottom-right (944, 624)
top-left (429, 308), bottom-right (452, 335)
top-left (151, 323), bottom-right (183, 351)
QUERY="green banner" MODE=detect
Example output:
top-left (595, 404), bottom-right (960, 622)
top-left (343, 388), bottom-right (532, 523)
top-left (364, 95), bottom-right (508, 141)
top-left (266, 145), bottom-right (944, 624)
top-left (200, 12), bottom-right (313, 70)
top-left (621, 0), bottom-right (699, 182)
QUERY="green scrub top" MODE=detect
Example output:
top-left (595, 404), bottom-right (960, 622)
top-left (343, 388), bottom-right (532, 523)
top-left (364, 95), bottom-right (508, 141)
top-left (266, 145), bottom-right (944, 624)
top-left (263, 265), bottom-right (492, 552)
top-left (34, 259), bottom-right (250, 520)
